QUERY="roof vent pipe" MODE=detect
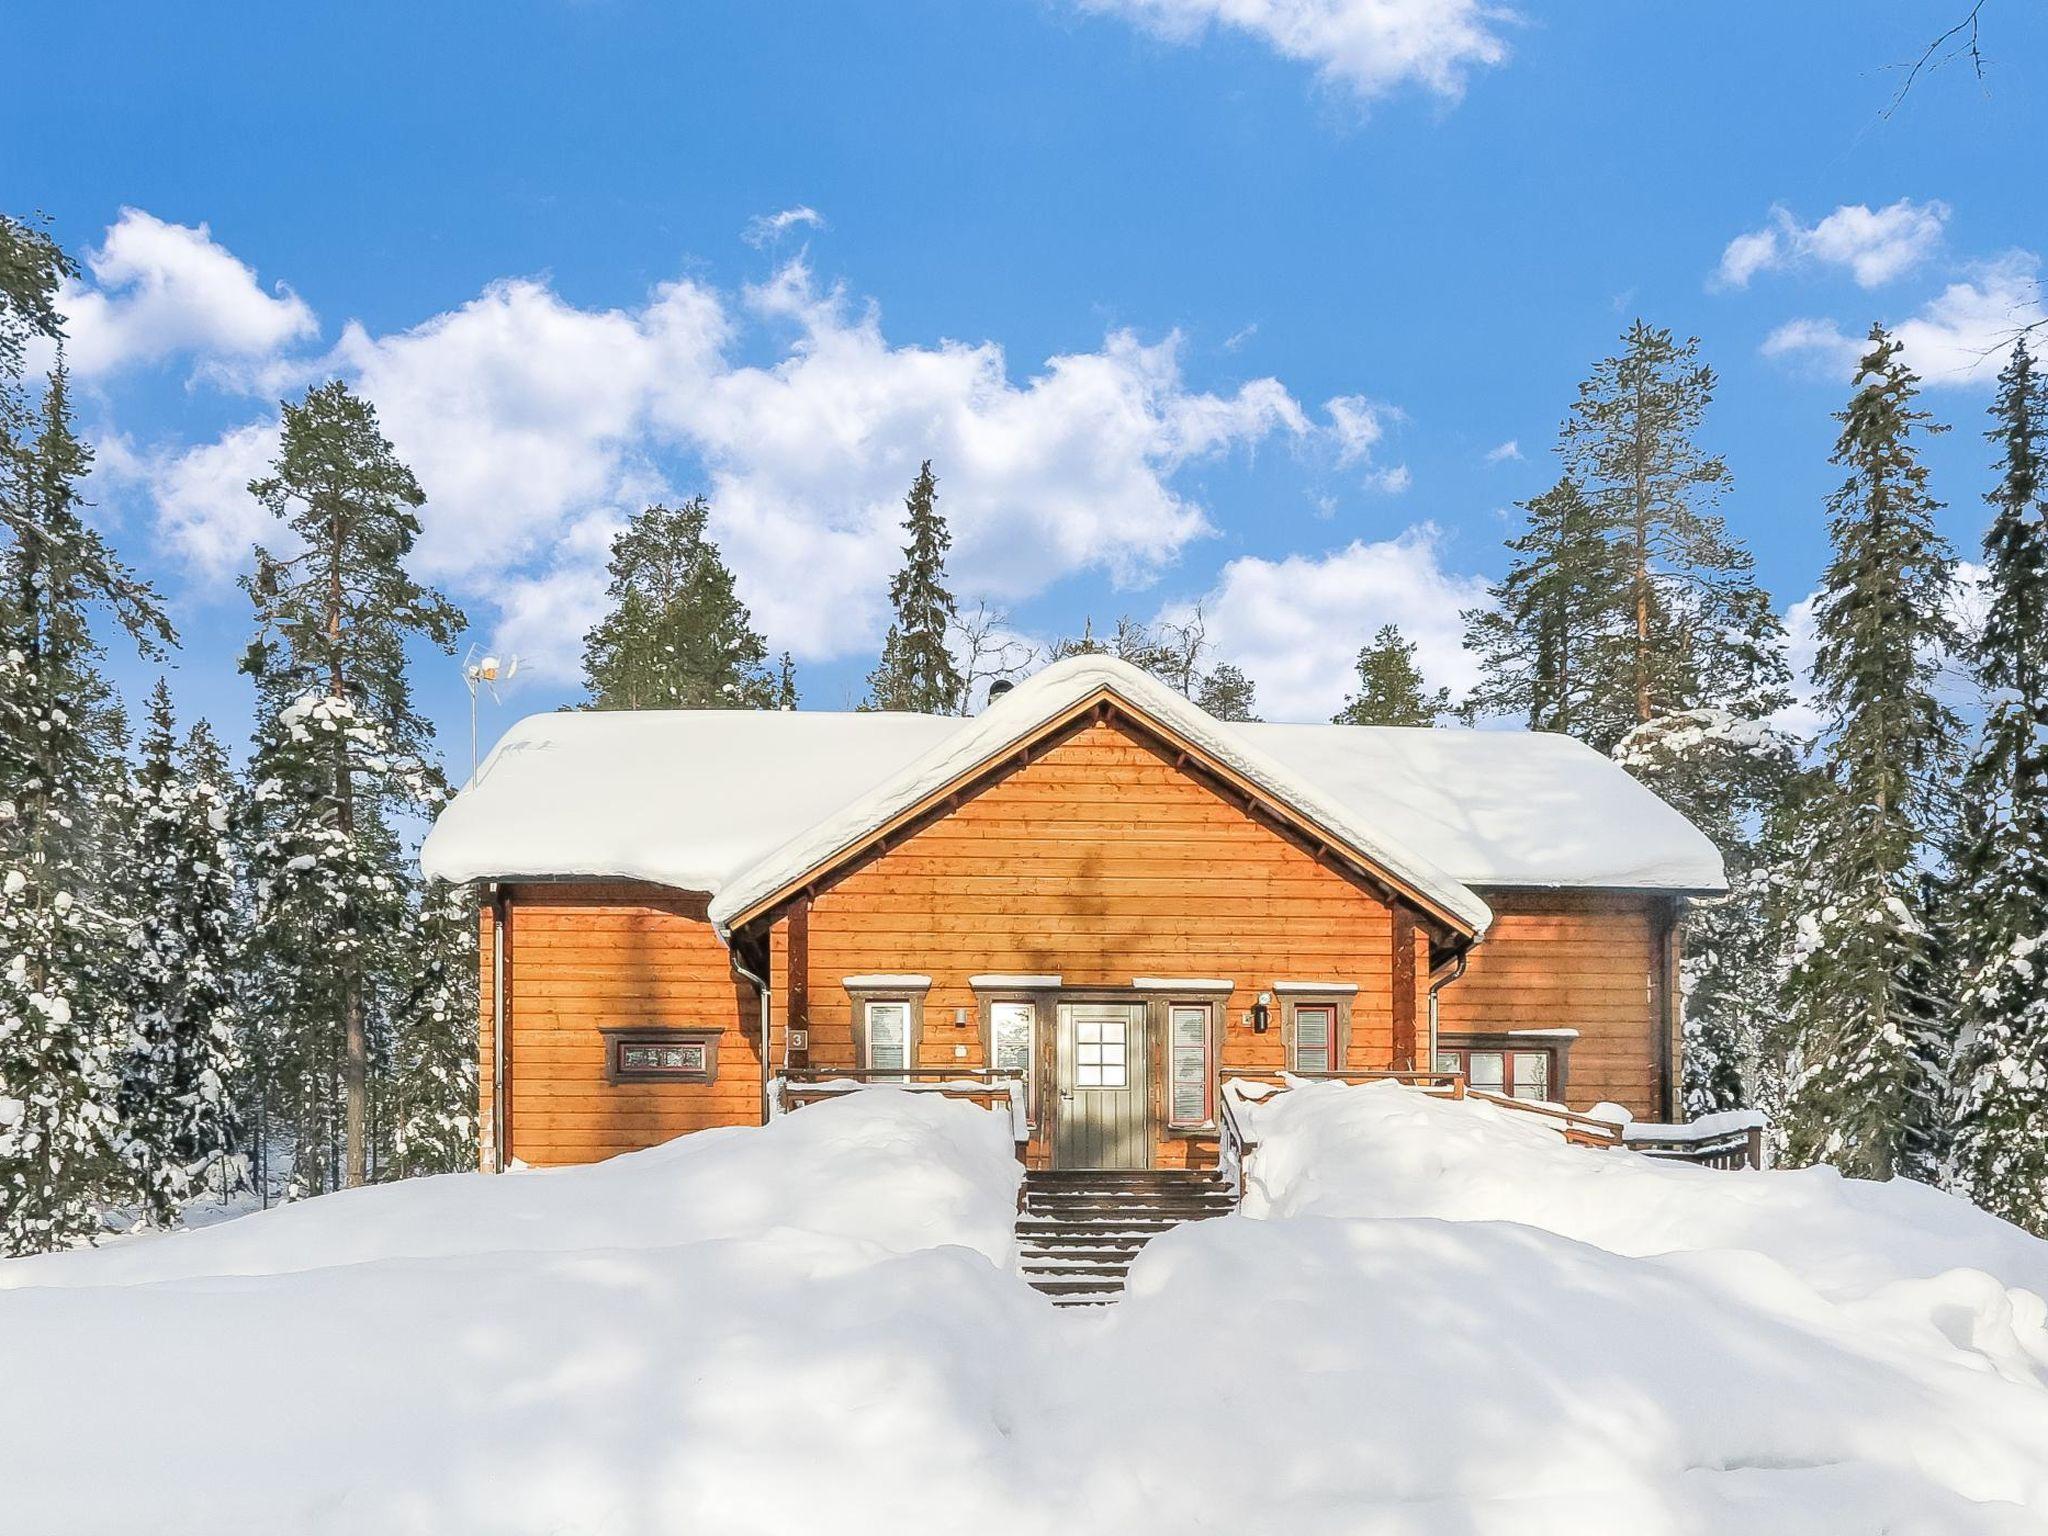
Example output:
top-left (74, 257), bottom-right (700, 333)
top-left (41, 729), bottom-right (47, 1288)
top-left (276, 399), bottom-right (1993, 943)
top-left (985, 678), bottom-right (1015, 707)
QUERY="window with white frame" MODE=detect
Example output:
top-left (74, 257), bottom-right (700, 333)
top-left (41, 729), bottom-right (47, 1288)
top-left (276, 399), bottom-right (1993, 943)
top-left (1074, 1015), bottom-right (1128, 1087)
top-left (864, 999), bottom-right (912, 1077)
top-left (989, 1000), bottom-right (1036, 1122)
top-left (1167, 1003), bottom-right (1213, 1128)
top-left (1291, 1004), bottom-right (1335, 1075)
top-left (1436, 1044), bottom-right (1555, 1102)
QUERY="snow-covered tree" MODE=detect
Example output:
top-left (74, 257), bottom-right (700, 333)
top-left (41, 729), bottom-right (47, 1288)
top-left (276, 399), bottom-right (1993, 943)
top-left (1947, 340), bottom-right (2048, 1232)
top-left (0, 345), bottom-right (174, 1252)
top-left (866, 461), bottom-right (964, 713)
top-left (581, 499), bottom-right (779, 710)
top-left (240, 380), bottom-right (464, 1194)
top-left (1779, 327), bottom-right (1962, 1180)
top-left (387, 878), bottom-right (478, 1178)
top-left (117, 685), bottom-right (247, 1222)
top-left (1335, 624), bottom-right (1449, 726)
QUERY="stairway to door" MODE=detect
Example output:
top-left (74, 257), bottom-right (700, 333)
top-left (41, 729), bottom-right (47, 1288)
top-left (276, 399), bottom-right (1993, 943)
top-left (1015, 1168), bottom-right (1236, 1306)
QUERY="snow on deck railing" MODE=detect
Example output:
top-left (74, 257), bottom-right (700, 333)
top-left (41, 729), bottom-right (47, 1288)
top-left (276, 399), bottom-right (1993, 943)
top-left (775, 1070), bottom-right (1030, 1145)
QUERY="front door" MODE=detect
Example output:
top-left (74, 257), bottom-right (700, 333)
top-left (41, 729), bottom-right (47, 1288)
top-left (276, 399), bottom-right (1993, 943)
top-left (1053, 1002), bottom-right (1150, 1168)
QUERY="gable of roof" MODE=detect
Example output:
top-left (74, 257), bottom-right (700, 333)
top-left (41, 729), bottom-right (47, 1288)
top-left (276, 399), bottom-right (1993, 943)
top-left (418, 663), bottom-right (1728, 920)
top-left (704, 656), bottom-right (1493, 939)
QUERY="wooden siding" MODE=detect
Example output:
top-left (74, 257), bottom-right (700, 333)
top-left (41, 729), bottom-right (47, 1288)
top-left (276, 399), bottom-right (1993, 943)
top-left (789, 718), bottom-right (1412, 1167)
top-left (1436, 889), bottom-right (1673, 1119)
top-left (478, 882), bottom-right (762, 1168)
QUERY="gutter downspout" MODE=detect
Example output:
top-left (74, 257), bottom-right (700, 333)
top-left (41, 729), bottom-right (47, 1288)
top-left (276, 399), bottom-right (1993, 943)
top-left (1425, 946), bottom-right (1470, 1072)
top-left (731, 949), bottom-right (773, 1124)
top-left (489, 883), bottom-right (508, 1173)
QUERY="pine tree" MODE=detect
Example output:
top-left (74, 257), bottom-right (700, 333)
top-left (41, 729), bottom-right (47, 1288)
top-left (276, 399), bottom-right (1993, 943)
top-left (1461, 478), bottom-right (1624, 741)
top-left (1563, 322), bottom-right (1785, 742)
top-left (774, 652), bottom-right (799, 710)
top-left (1779, 327), bottom-right (1962, 1179)
top-left (118, 685), bottom-right (247, 1221)
top-left (866, 462), bottom-right (964, 713)
top-left (581, 499), bottom-right (779, 710)
top-left (0, 352), bottom-right (175, 1251)
top-left (1195, 663), bottom-right (1260, 722)
top-left (1335, 624), bottom-right (1450, 726)
top-left (1947, 340), bottom-right (2048, 1231)
top-left (241, 380), bottom-right (464, 1194)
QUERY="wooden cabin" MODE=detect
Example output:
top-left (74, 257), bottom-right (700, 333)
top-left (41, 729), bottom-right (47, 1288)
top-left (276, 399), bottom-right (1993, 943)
top-left (420, 655), bottom-right (1727, 1172)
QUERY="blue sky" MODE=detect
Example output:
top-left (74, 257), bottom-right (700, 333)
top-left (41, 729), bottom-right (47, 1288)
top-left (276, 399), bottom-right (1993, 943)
top-left (6, 0), bottom-right (2045, 770)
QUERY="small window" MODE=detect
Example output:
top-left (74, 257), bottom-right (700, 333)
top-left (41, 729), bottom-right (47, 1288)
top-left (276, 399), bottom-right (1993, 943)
top-left (1074, 1016), bottom-right (1128, 1088)
top-left (990, 1001), bottom-right (1036, 1122)
top-left (1168, 1003), bottom-right (1213, 1128)
top-left (1291, 1005), bottom-right (1334, 1075)
top-left (603, 1028), bottom-right (719, 1084)
top-left (1437, 1044), bottom-right (1557, 1103)
top-left (865, 1000), bottom-right (912, 1077)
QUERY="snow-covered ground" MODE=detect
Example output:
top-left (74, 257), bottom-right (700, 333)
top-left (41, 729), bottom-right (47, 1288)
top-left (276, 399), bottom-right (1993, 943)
top-left (3, 1084), bottom-right (2045, 1535)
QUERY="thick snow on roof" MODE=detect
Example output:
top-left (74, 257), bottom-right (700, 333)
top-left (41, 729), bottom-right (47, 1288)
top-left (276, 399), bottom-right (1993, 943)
top-left (420, 656), bottom-right (1725, 921)
top-left (1240, 721), bottom-right (1726, 894)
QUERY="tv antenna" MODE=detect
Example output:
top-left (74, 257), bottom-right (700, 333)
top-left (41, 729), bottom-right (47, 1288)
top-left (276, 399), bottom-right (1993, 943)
top-left (462, 647), bottom-right (521, 780)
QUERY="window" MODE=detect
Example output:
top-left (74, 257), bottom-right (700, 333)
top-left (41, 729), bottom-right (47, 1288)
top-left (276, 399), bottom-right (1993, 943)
top-left (989, 1000), bottom-right (1036, 1122)
top-left (865, 1000), bottom-right (912, 1077)
top-left (1291, 1004), bottom-right (1335, 1075)
top-left (1437, 1044), bottom-right (1556, 1102)
top-left (1167, 1003), bottom-right (1213, 1128)
top-left (1074, 1016), bottom-right (1128, 1087)
top-left (601, 1028), bottom-right (719, 1084)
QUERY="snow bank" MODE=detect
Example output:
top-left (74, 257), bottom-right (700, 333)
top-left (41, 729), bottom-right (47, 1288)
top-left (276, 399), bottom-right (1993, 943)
top-left (5, 1082), bottom-right (2047, 1535)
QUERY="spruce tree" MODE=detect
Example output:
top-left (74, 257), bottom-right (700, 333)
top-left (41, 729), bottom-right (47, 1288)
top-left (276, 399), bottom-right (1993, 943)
top-left (1947, 339), bottom-right (2048, 1231)
top-left (118, 685), bottom-right (247, 1221)
top-left (241, 380), bottom-right (464, 1193)
top-left (1461, 478), bottom-right (1622, 740)
top-left (867, 462), bottom-right (964, 713)
top-left (388, 879), bottom-right (478, 1178)
top-left (581, 499), bottom-right (779, 710)
top-left (1335, 624), bottom-right (1450, 726)
top-left (0, 354), bottom-right (174, 1251)
top-left (1779, 327), bottom-right (1962, 1179)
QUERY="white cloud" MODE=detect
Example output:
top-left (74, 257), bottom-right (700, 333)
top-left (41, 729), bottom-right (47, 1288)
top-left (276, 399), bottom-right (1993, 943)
top-left (1714, 199), bottom-right (1949, 291)
top-left (55, 209), bottom-right (317, 377)
top-left (1169, 525), bottom-right (1488, 721)
top-left (1483, 438), bottom-right (1521, 463)
top-left (1076, 0), bottom-right (1512, 101)
top-left (132, 239), bottom-right (1327, 681)
top-left (1366, 463), bottom-right (1412, 493)
top-left (1325, 393), bottom-right (1388, 465)
top-left (743, 206), bottom-right (826, 248)
top-left (1763, 252), bottom-right (2044, 389)
top-left (97, 421), bottom-right (283, 577)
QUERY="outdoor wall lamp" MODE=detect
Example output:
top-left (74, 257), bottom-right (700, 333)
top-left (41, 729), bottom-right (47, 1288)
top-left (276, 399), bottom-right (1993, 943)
top-left (1250, 994), bottom-right (1272, 1033)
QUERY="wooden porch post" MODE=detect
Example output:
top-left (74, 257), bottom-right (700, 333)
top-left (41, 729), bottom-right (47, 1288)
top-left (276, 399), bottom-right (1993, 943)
top-left (1390, 903), bottom-right (1418, 1071)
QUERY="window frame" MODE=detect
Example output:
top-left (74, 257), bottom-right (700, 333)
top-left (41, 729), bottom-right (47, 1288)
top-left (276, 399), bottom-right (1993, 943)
top-left (981, 995), bottom-right (1043, 1126)
top-left (1435, 1035), bottom-right (1570, 1103)
top-left (845, 978), bottom-right (930, 1079)
top-left (1164, 1000), bottom-right (1217, 1130)
top-left (601, 1027), bottom-right (721, 1085)
top-left (1283, 994), bottom-right (1352, 1076)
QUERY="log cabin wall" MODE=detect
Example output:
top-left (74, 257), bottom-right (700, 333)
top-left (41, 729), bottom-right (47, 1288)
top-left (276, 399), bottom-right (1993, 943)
top-left (477, 881), bottom-right (763, 1168)
top-left (1435, 889), bottom-right (1674, 1120)
top-left (783, 716), bottom-right (1415, 1168)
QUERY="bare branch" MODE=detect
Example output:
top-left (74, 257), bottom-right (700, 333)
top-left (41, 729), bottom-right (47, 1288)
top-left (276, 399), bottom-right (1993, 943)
top-left (1883, 0), bottom-right (1989, 118)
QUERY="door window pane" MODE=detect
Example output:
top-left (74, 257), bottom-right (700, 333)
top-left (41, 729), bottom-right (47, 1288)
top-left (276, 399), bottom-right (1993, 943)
top-left (866, 1001), bottom-right (909, 1075)
top-left (1075, 1017), bottom-right (1127, 1088)
top-left (1169, 1005), bottom-right (1211, 1126)
top-left (1466, 1050), bottom-right (1505, 1095)
top-left (1435, 1050), bottom-right (1463, 1075)
top-left (1293, 1007), bottom-right (1332, 1074)
top-left (1511, 1050), bottom-right (1550, 1101)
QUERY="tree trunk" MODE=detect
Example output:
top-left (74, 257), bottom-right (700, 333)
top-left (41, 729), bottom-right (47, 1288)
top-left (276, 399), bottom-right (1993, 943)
top-left (328, 495), bottom-right (368, 1189)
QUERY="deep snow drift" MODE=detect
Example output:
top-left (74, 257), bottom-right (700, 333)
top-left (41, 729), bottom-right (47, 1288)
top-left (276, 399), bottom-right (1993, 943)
top-left (3, 1084), bottom-right (2046, 1535)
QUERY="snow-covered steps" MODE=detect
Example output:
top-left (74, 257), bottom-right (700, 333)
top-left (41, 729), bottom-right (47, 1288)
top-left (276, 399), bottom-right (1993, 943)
top-left (1016, 1169), bottom-right (1236, 1306)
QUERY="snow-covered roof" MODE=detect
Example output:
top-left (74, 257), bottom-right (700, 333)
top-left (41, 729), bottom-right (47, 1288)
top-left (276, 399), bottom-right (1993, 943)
top-left (419, 655), bottom-right (1726, 931)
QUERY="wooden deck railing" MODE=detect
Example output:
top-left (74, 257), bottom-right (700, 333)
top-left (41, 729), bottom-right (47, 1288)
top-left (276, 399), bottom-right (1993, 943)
top-left (775, 1068), bottom-right (1030, 1142)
